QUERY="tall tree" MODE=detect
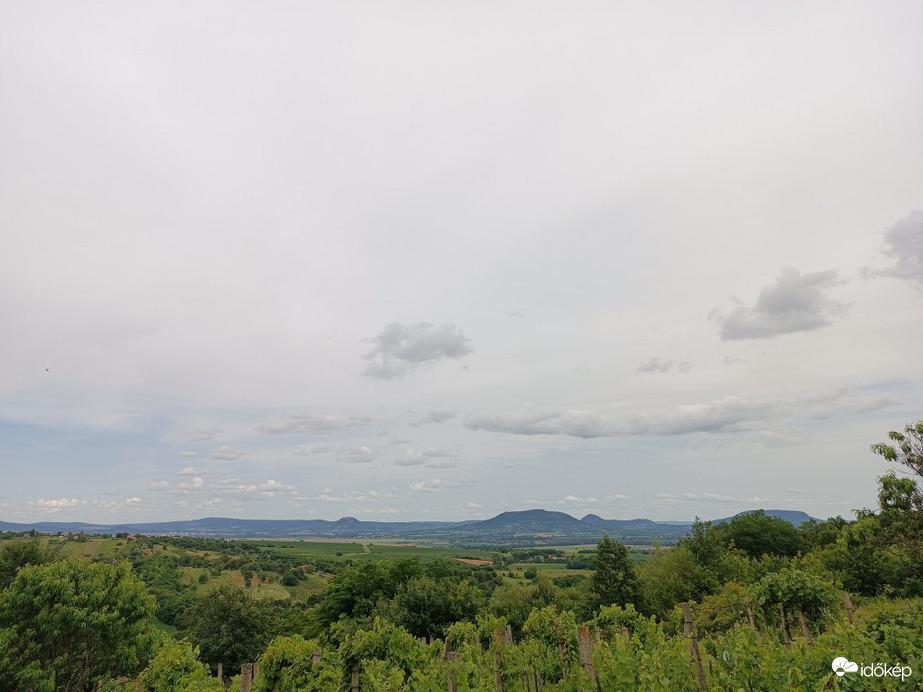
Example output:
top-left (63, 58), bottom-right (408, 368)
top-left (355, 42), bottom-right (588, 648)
top-left (0, 560), bottom-right (156, 692)
top-left (590, 535), bottom-right (639, 612)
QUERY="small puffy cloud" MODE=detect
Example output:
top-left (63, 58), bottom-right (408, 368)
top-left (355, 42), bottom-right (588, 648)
top-left (336, 446), bottom-right (376, 464)
top-left (362, 322), bottom-right (473, 379)
top-left (677, 361), bottom-right (694, 374)
top-left (465, 409), bottom-right (613, 438)
top-left (178, 476), bottom-right (205, 491)
top-left (212, 478), bottom-right (297, 500)
top-left (394, 448), bottom-right (461, 468)
top-left (626, 396), bottom-right (772, 435)
top-left (563, 494), bottom-right (599, 503)
top-left (148, 481), bottom-right (170, 491)
top-left (409, 479), bottom-right (444, 492)
top-left (636, 357), bottom-right (673, 374)
top-left (257, 415), bottom-right (370, 434)
top-left (876, 210), bottom-right (923, 285)
top-left (33, 497), bottom-right (82, 513)
top-left (184, 427), bottom-right (221, 442)
top-left (177, 450), bottom-right (197, 458)
top-left (712, 268), bottom-right (846, 340)
top-left (211, 445), bottom-right (244, 461)
top-left (178, 466), bottom-right (202, 476)
top-left (411, 409), bottom-right (458, 426)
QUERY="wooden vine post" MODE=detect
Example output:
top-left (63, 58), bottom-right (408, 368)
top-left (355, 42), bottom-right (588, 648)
top-left (554, 621), bottom-right (568, 681)
top-left (681, 602), bottom-right (708, 692)
top-left (843, 591), bottom-right (856, 624)
top-left (577, 626), bottom-right (601, 691)
top-left (493, 628), bottom-right (505, 692)
top-left (350, 662), bottom-right (359, 692)
top-left (744, 601), bottom-right (762, 645)
top-left (240, 663), bottom-right (253, 692)
top-left (797, 608), bottom-right (815, 647)
top-left (780, 606), bottom-right (792, 649)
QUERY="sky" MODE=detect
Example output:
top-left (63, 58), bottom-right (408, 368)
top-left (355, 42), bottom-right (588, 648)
top-left (2, 2), bottom-right (922, 524)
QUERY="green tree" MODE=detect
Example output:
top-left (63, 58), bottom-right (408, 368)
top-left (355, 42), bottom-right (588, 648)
top-left (185, 584), bottom-right (275, 675)
top-left (139, 639), bottom-right (225, 692)
top-left (390, 576), bottom-right (485, 639)
top-left (590, 535), bottom-right (640, 612)
top-left (0, 539), bottom-right (50, 589)
top-left (637, 545), bottom-right (714, 617)
top-left (0, 560), bottom-right (156, 692)
top-left (711, 510), bottom-right (806, 559)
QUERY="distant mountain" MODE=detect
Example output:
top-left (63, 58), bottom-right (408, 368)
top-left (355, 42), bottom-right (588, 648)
top-left (712, 509), bottom-right (819, 526)
top-left (0, 507), bottom-right (818, 545)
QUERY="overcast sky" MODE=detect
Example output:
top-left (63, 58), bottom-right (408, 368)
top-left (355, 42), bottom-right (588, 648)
top-left (2, 2), bottom-right (922, 524)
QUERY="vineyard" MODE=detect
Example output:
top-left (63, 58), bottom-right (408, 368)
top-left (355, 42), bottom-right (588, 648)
top-left (131, 592), bottom-right (922, 692)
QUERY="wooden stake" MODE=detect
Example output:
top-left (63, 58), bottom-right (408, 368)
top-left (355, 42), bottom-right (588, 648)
top-left (446, 651), bottom-right (459, 692)
top-left (843, 591), bottom-right (855, 624)
top-left (744, 601), bottom-right (762, 645)
top-left (350, 662), bottom-right (359, 692)
top-left (577, 626), bottom-right (602, 691)
top-left (555, 621), bottom-right (568, 681)
top-left (312, 650), bottom-right (322, 665)
top-left (493, 652), bottom-right (503, 692)
top-left (797, 608), bottom-right (814, 647)
top-left (240, 664), bottom-right (253, 692)
top-left (621, 625), bottom-right (630, 643)
top-left (681, 602), bottom-right (708, 692)
top-left (780, 606), bottom-right (792, 649)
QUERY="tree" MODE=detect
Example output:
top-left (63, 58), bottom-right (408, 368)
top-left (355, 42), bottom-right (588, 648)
top-left (0, 560), bottom-right (156, 692)
top-left (590, 535), bottom-right (639, 612)
top-left (871, 419), bottom-right (923, 478)
top-left (711, 510), bottom-right (805, 559)
top-left (636, 545), bottom-right (714, 617)
top-left (0, 539), bottom-right (50, 589)
top-left (389, 576), bottom-right (485, 640)
top-left (185, 584), bottom-right (275, 674)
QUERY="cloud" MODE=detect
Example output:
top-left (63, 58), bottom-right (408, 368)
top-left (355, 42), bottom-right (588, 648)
top-left (178, 476), bottom-right (205, 491)
top-left (211, 445), bottom-right (244, 460)
top-left (465, 409), bottom-right (613, 438)
top-left (211, 478), bottom-right (297, 500)
top-left (183, 427), bottom-right (221, 442)
top-left (177, 450), bottom-right (197, 458)
top-left (466, 386), bottom-right (891, 440)
top-left (148, 481), bottom-right (170, 491)
top-left (336, 446), bottom-right (376, 464)
top-left (878, 210), bottom-right (923, 285)
top-left (411, 409), bottom-right (458, 426)
top-left (33, 497), bottom-right (82, 513)
top-left (636, 357), bottom-right (673, 374)
top-left (362, 322), bottom-right (473, 379)
top-left (394, 447), bottom-right (461, 468)
top-left (293, 444), bottom-right (334, 456)
top-left (562, 494), bottom-right (599, 503)
top-left (178, 466), bottom-right (202, 476)
top-left (677, 361), bottom-right (694, 374)
top-left (409, 479), bottom-right (444, 492)
top-left (257, 415), bottom-right (370, 434)
top-left (712, 268), bottom-right (847, 340)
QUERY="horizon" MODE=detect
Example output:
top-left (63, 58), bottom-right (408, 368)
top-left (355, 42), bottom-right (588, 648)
top-left (2, 2), bottom-right (922, 524)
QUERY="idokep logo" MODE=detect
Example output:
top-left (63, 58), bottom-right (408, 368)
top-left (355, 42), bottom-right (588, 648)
top-left (832, 657), bottom-right (913, 682)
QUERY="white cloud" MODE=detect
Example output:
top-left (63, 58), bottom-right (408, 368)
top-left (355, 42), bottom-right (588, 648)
top-left (362, 322), bottom-right (473, 379)
top-left (178, 466), bottom-right (202, 476)
top-left (211, 445), bottom-right (244, 461)
top-left (33, 497), bottom-right (82, 513)
top-left (712, 268), bottom-right (847, 340)
top-left (178, 477), bottom-right (205, 491)
top-left (465, 409), bottom-right (613, 438)
top-left (257, 415), bottom-right (370, 434)
top-left (148, 481), bottom-right (170, 491)
top-left (394, 447), bottom-right (461, 468)
top-left (177, 450), bottom-right (197, 458)
top-left (409, 479), bottom-right (444, 492)
top-left (336, 446), bottom-right (376, 464)
top-left (184, 428), bottom-right (221, 442)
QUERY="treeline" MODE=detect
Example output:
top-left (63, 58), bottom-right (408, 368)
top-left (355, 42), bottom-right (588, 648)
top-left (0, 420), bottom-right (920, 690)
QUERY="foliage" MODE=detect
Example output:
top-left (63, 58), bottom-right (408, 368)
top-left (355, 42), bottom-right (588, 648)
top-left (138, 639), bottom-right (225, 692)
top-left (636, 545), bottom-right (714, 617)
top-left (184, 583), bottom-right (277, 674)
top-left (0, 560), bottom-right (156, 692)
top-left (589, 535), bottom-right (639, 612)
